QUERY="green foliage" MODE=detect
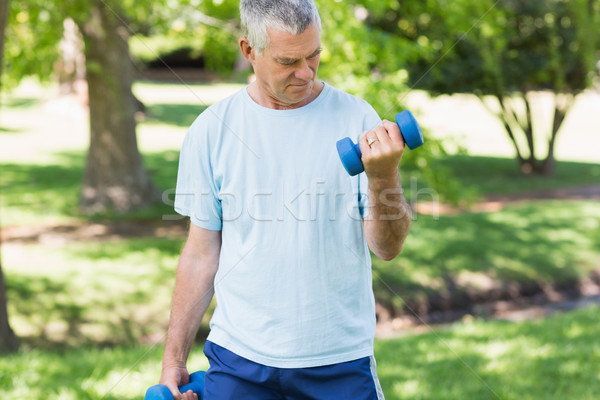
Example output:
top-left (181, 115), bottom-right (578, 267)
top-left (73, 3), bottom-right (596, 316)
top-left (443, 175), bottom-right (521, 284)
top-left (361, 0), bottom-right (600, 174)
top-left (3, 0), bottom-right (184, 87)
top-left (4, 0), bottom-right (459, 200)
top-left (377, 0), bottom-right (600, 95)
top-left (3, 3), bottom-right (64, 88)
top-left (314, 1), bottom-right (467, 201)
top-left (201, 26), bottom-right (240, 73)
top-left (129, 0), bottom-right (241, 75)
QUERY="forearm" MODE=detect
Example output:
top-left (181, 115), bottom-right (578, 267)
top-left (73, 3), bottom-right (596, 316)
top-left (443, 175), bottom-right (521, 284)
top-left (364, 172), bottom-right (412, 260)
top-left (162, 253), bottom-right (217, 368)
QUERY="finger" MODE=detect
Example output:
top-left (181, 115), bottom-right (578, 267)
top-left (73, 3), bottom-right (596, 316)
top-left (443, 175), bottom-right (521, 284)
top-left (371, 125), bottom-right (391, 147)
top-left (382, 119), bottom-right (404, 146)
top-left (166, 385), bottom-right (182, 400)
top-left (358, 130), bottom-right (372, 155)
top-left (358, 130), bottom-right (368, 142)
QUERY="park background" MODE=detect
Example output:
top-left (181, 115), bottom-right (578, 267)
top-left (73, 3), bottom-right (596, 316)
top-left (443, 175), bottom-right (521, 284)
top-left (1, 0), bottom-right (600, 398)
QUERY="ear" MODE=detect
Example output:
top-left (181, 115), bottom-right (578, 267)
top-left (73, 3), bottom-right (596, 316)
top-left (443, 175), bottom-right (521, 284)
top-left (239, 38), bottom-right (255, 63)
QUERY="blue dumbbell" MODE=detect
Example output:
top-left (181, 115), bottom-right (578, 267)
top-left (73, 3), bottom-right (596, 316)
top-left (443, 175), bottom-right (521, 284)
top-left (145, 371), bottom-right (205, 400)
top-left (336, 110), bottom-right (424, 176)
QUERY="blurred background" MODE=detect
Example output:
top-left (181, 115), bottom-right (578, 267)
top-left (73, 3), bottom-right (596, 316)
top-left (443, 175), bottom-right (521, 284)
top-left (0, 0), bottom-right (599, 399)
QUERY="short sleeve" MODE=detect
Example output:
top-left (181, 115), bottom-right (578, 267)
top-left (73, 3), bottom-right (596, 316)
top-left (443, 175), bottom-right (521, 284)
top-left (357, 103), bottom-right (382, 218)
top-left (174, 122), bottom-right (223, 230)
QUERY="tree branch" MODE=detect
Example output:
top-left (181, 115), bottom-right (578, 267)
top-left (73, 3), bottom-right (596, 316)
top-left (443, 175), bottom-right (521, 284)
top-left (522, 92), bottom-right (536, 162)
top-left (495, 95), bottom-right (524, 162)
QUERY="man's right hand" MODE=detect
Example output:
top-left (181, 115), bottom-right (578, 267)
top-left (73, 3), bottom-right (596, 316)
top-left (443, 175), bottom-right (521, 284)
top-left (160, 365), bottom-right (198, 400)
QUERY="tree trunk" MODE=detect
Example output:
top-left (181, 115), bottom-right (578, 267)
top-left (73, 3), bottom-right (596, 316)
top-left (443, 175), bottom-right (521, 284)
top-left (78, 2), bottom-right (159, 214)
top-left (492, 92), bottom-right (574, 177)
top-left (0, 0), bottom-right (20, 354)
top-left (0, 262), bottom-right (19, 353)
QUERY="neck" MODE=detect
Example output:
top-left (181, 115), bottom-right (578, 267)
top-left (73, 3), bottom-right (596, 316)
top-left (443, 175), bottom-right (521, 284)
top-left (247, 81), bottom-right (324, 110)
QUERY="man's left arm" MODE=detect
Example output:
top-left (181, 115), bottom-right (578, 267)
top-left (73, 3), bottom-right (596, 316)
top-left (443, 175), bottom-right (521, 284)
top-left (360, 119), bottom-right (412, 261)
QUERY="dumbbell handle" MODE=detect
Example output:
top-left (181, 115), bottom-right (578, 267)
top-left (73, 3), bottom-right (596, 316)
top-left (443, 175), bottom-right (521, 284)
top-left (336, 110), bottom-right (424, 176)
top-left (145, 371), bottom-right (205, 400)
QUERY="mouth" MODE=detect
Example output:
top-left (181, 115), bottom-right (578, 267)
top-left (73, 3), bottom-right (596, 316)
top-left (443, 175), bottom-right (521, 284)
top-left (291, 81), bottom-right (311, 88)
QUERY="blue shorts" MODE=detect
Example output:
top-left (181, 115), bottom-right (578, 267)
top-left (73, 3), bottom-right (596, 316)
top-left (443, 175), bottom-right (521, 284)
top-left (203, 341), bottom-right (385, 400)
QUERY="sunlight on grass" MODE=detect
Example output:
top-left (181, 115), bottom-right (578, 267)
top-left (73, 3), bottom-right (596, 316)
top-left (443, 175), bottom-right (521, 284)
top-left (0, 306), bottom-right (598, 399)
top-left (374, 200), bottom-right (600, 311)
top-left (3, 237), bottom-right (184, 346)
top-left (375, 305), bottom-right (600, 399)
top-left (0, 151), bottom-right (180, 226)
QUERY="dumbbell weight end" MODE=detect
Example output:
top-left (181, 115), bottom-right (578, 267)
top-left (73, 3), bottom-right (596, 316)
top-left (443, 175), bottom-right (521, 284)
top-left (336, 110), bottom-right (424, 176)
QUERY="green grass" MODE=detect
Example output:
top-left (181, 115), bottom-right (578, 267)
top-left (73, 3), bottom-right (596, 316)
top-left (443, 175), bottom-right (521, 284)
top-left (1, 305), bottom-right (598, 399)
top-left (4, 237), bottom-right (186, 346)
top-left (145, 103), bottom-right (208, 127)
top-left (375, 304), bottom-right (600, 400)
top-left (0, 151), bottom-right (181, 226)
top-left (374, 200), bottom-right (600, 312)
top-left (0, 344), bottom-right (209, 399)
top-left (433, 155), bottom-right (600, 196)
top-left (4, 200), bottom-right (599, 348)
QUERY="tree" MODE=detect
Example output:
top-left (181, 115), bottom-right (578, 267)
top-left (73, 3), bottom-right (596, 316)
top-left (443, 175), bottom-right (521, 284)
top-left (0, 0), bottom-right (20, 353)
top-left (77, 2), bottom-right (159, 213)
top-left (373, 0), bottom-right (600, 175)
top-left (5, 0), bottom-right (163, 213)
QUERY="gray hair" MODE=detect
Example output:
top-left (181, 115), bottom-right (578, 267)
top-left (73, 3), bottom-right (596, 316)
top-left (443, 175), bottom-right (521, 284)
top-left (240, 0), bottom-right (321, 54)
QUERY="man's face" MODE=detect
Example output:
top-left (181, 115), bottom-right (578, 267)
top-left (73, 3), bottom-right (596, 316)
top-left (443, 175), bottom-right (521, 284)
top-left (251, 23), bottom-right (321, 108)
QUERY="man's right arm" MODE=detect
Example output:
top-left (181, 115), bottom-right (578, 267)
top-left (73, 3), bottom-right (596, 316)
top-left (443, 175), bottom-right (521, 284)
top-left (160, 223), bottom-right (222, 398)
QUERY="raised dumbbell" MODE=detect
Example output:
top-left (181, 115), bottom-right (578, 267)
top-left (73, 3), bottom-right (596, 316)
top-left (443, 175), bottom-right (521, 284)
top-left (336, 110), bottom-right (424, 176)
top-left (145, 371), bottom-right (205, 400)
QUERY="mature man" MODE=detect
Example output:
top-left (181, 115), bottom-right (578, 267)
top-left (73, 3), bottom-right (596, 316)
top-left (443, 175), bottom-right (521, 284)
top-left (160, 1), bottom-right (411, 399)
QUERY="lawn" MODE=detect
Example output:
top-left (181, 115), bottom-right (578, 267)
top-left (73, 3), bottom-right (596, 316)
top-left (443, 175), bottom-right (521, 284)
top-left (0, 304), bottom-right (598, 399)
top-left (373, 200), bottom-right (600, 315)
top-left (374, 304), bottom-right (600, 400)
top-left (1, 80), bottom-right (599, 399)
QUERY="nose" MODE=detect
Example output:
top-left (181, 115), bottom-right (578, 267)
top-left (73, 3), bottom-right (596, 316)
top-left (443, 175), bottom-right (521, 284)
top-left (295, 60), bottom-right (313, 81)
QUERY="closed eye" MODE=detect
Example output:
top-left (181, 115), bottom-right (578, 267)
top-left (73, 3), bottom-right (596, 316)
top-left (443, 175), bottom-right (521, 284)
top-left (275, 48), bottom-right (321, 66)
top-left (278, 59), bottom-right (298, 66)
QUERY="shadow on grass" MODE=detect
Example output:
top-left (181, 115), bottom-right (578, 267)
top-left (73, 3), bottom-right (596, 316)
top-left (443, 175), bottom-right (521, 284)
top-left (0, 150), bottom-right (182, 224)
top-left (5, 238), bottom-right (182, 348)
top-left (1, 155), bottom-right (84, 224)
top-left (67, 237), bottom-right (184, 261)
top-left (373, 200), bottom-right (600, 316)
top-left (145, 103), bottom-right (208, 127)
top-left (0, 345), bottom-right (167, 399)
top-left (374, 305), bottom-right (600, 399)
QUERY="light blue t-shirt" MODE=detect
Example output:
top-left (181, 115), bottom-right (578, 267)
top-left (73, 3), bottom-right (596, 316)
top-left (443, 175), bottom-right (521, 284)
top-left (174, 83), bottom-right (381, 368)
